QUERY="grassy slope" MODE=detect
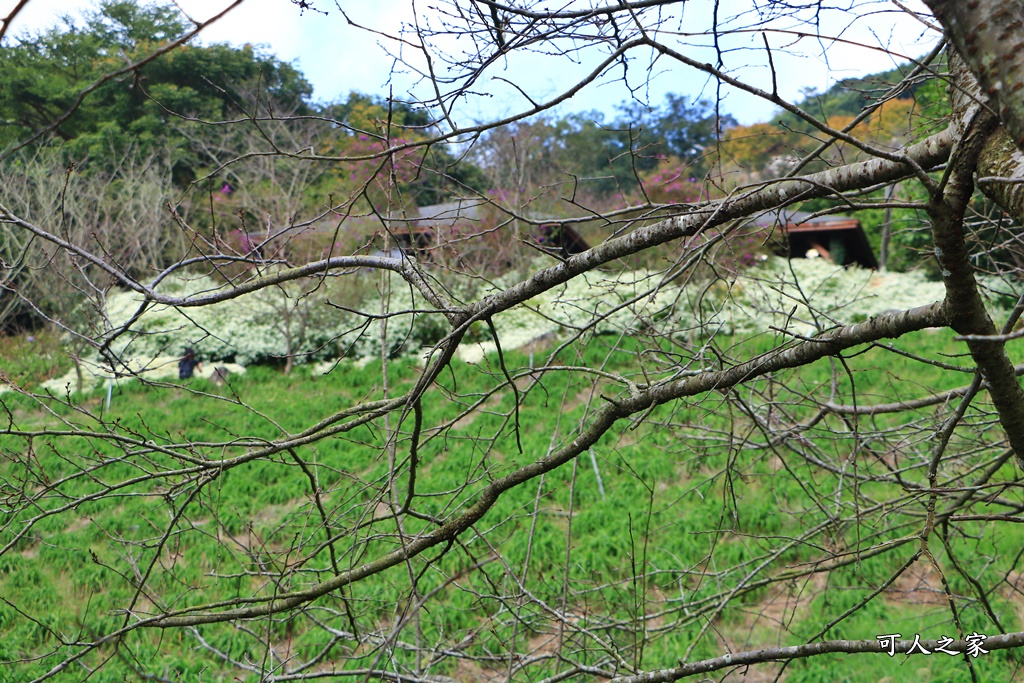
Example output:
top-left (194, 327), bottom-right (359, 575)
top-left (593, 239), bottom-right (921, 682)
top-left (0, 330), bottom-right (1022, 682)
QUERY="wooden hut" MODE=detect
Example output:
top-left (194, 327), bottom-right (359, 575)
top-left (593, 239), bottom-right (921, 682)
top-left (534, 222), bottom-right (590, 257)
top-left (754, 209), bottom-right (878, 268)
top-left (387, 201), bottom-right (591, 260)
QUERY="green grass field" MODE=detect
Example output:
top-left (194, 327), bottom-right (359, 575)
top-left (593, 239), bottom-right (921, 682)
top-left (1, 328), bottom-right (1022, 682)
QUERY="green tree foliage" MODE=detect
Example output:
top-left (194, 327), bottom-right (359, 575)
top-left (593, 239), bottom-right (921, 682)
top-left (775, 52), bottom-right (951, 131)
top-left (322, 92), bottom-right (488, 207)
top-left (0, 3), bottom-right (491, 331)
top-left (620, 95), bottom-right (736, 177)
top-left (0, 0), bottom-right (312, 173)
top-left (713, 55), bottom-right (959, 274)
top-left (474, 96), bottom-right (733, 202)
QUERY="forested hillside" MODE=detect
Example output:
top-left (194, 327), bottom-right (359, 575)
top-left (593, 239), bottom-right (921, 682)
top-left (7, 3), bottom-right (1024, 681)
top-left (0, 1), bottom-right (949, 335)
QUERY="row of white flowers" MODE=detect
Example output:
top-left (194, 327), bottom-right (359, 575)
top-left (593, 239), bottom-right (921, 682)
top-left (465, 257), bottom-right (959, 360)
top-left (39, 257), bottom-right (1013, 391)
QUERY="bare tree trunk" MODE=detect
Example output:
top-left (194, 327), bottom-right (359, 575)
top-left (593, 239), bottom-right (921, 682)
top-left (928, 52), bottom-right (1024, 465)
top-left (923, 0), bottom-right (1024, 150)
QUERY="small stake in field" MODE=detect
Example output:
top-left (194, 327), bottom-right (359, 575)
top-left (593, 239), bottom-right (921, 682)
top-left (589, 448), bottom-right (606, 500)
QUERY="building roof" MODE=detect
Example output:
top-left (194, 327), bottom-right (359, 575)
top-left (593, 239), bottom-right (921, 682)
top-left (410, 200), bottom-right (483, 229)
top-left (383, 200), bottom-right (594, 260)
top-left (753, 209), bottom-right (878, 268)
top-left (752, 209), bottom-right (858, 231)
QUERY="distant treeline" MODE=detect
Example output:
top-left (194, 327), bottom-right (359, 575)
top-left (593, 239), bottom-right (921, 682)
top-left (0, 1), bottom-right (956, 332)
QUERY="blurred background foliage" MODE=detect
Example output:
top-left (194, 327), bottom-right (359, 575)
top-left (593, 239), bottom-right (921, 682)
top-left (0, 0), bottom-right (963, 336)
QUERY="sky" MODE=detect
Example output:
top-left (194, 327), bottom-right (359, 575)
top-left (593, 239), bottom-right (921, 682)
top-left (2, 0), bottom-right (942, 127)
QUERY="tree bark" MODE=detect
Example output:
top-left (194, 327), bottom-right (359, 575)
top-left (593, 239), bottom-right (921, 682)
top-left (928, 58), bottom-right (1024, 465)
top-left (942, 48), bottom-right (1024, 223)
top-left (924, 0), bottom-right (1024, 150)
top-left (928, 187), bottom-right (1024, 466)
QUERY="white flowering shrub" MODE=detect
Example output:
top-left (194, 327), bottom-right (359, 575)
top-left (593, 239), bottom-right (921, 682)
top-left (40, 357), bottom-right (247, 394)
top-left (77, 257), bottom-right (968, 384)
top-left (453, 265), bottom-right (674, 362)
top-left (343, 278), bottom-right (452, 361)
top-left (684, 258), bottom-right (950, 338)
top-left (460, 257), bottom-right (953, 361)
top-left (97, 271), bottom-right (459, 376)
top-left (104, 273), bottom-right (355, 365)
